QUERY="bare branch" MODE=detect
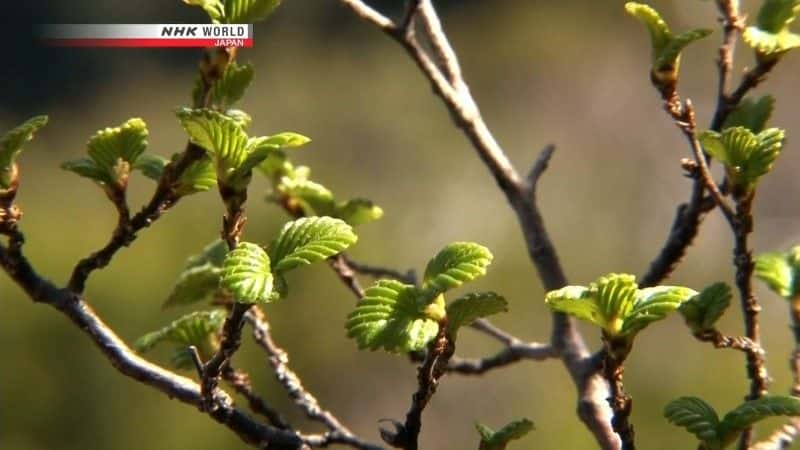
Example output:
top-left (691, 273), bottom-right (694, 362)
top-left (340, 254), bottom-right (417, 285)
top-left (223, 366), bottom-right (292, 430)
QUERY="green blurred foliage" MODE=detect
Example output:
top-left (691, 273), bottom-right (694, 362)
top-left (1, 1), bottom-right (800, 449)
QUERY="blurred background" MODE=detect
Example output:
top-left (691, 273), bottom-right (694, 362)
top-left (1, 0), bottom-right (799, 449)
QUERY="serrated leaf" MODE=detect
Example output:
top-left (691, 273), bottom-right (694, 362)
top-left (679, 283), bottom-right (732, 333)
top-left (625, 2), bottom-right (672, 58)
top-left (743, 27), bottom-right (800, 55)
top-left (743, 0), bottom-right (800, 55)
top-left (177, 155), bottom-right (218, 195)
top-left (220, 242), bottom-right (274, 304)
top-left (335, 198), bottom-right (384, 226)
top-left (176, 108), bottom-right (249, 173)
top-left (185, 239), bottom-right (229, 270)
top-left (755, 250), bottom-right (797, 298)
top-left (756, 0), bottom-right (800, 33)
top-left (622, 284), bottom-right (697, 335)
top-left (133, 153), bottom-right (168, 181)
top-left (0, 115), bottom-right (48, 188)
top-left (134, 310), bottom-right (226, 369)
top-left (698, 127), bottom-right (785, 188)
top-left (87, 117), bottom-right (149, 180)
top-left (209, 62), bottom-right (254, 108)
top-left (545, 285), bottom-right (604, 328)
top-left (422, 242), bottom-right (493, 296)
top-left (277, 177), bottom-right (336, 216)
top-left (545, 274), bottom-right (694, 337)
top-left (718, 396), bottom-right (800, 446)
top-left (663, 397), bottom-right (721, 444)
top-left (224, 0), bottom-right (281, 24)
top-left (446, 292), bottom-right (507, 337)
top-left (183, 0), bottom-right (225, 22)
top-left (724, 96), bottom-right (775, 133)
top-left (476, 418), bottom-right (534, 450)
top-left (225, 109), bottom-right (252, 128)
top-left (163, 264), bottom-right (223, 308)
top-left (269, 216), bottom-right (357, 273)
top-left (346, 279), bottom-right (439, 352)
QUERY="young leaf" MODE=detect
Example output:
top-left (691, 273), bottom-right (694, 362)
top-left (61, 158), bottom-right (108, 184)
top-left (422, 242), bottom-right (493, 296)
top-left (698, 127), bottom-right (785, 189)
top-left (679, 283), bottom-right (732, 333)
top-left (269, 216), bottom-right (357, 273)
top-left (755, 249), bottom-right (798, 298)
top-left (475, 418), bottom-right (534, 450)
top-left (220, 242), bottom-right (274, 304)
top-left (743, 0), bottom-right (800, 56)
top-left (277, 177), bottom-right (336, 216)
top-left (336, 198), bottom-right (384, 226)
top-left (262, 132), bottom-right (311, 149)
top-left (182, 0), bottom-right (225, 22)
top-left (446, 292), bottom-right (507, 337)
top-left (225, 109), bottom-right (252, 128)
top-left (177, 155), bottom-right (218, 195)
top-left (663, 397), bottom-right (721, 444)
top-left (545, 274), bottom-right (695, 337)
top-left (133, 153), bottom-right (168, 181)
top-left (224, 0), bottom-right (281, 24)
top-left (209, 62), bottom-right (254, 108)
top-left (0, 115), bottom-right (48, 188)
top-left (87, 118), bottom-right (148, 177)
top-left (718, 396), bottom-right (800, 446)
top-left (163, 265), bottom-right (223, 308)
top-left (176, 108), bottom-right (249, 172)
top-left (625, 2), bottom-right (711, 76)
top-left (134, 310), bottom-right (226, 369)
top-left (346, 279), bottom-right (439, 352)
top-left (621, 284), bottom-right (697, 335)
top-left (723, 95), bottom-right (775, 133)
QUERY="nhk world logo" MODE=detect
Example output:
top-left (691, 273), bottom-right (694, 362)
top-left (40, 24), bottom-right (253, 48)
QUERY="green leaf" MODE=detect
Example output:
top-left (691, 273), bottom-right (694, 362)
top-left (133, 153), bottom-right (168, 181)
top-left (743, 0), bottom-right (800, 55)
top-left (679, 283), bottom-right (732, 333)
top-left (698, 127), bottom-right (785, 189)
top-left (545, 274), bottom-right (695, 337)
top-left (185, 239), bottom-right (229, 270)
top-left (223, 0), bottom-right (281, 24)
top-left (176, 108), bottom-right (249, 173)
top-left (476, 418), bottom-right (534, 450)
top-left (134, 310), bottom-right (226, 369)
top-left (220, 242), bottom-right (274, 304)
top-left (87, 117), bottom-right (149, 180)
top-left (277, 177), bottom-right (336, 216)
top-left (209, 62), bottom-right (254, 108)
top-left (663, 397), bottom-right (720, 445)
top-left (446, 292), bottom-right (507, 337)
top-left (545, 285), bottom-right (604, 328)
top-left (269, 216), bottom-right (357, 273)
top-left (755, 248), bottom-right (798, 298)
top-left (182, 0), bottom-right (225, 22)
top-left (723, 96), bottom-right (775, 133)
top-left (422, 242), bottom-right (493, 296)
top-left (177, 155), bottom-right (218, 195)
top-left (624, 2), bottom-right (711, 73)
top-left (335, 198), bottom-right (384, 226)
top-left (718, 396), bottom-right (800, 446)
top-left (225, 109), bottom-right (252, 128)
top-left (0, 115), bottom-right (48, 188)
top-left (622, 284), bottom-right (697, 335)
top-left (163, 265), bottom-right (223, 308)
top-left (62, 158), bottom-right (109, 184)
top-left (262, 132), bottom-right (311, 149)
top-left (346, 279), bottom-right (439, 352)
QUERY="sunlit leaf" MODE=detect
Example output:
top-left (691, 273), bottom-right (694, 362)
top-left (698, 127), bottom-right (785, 189)
top-left (475, 418), bottom-right (534, 450)
top-left (346, 279), bottom-right (438, 352)
top-left (134, 310), bottom-right (226, 369)
top-left (133, 154), bottom-right (168, 181)
top-left (183, 0), bottom-right (225, 22)
top-left (446, 292), bottom-right (507, 337)
top-left (755, 248), bottom-right (798, 298)
top-left (209, 62), bottom-right (254, 108)
top-left (0, 115), bottom-right (48, 188)
top-left (335, 198), bottom-right (384, 226)
top-left (663, 397), bottom-right (720, 445)
top-left (220, 241), bottom-right (274, 304)
top-left (679, 283), bottom-right (732, 333)
top-left (724, 96), bottom-right (775, 133)
top-left (422, 242), bottom-right (493, 297)
top-left (743, 0), bottom-right (800, 55)
top-left (223, 0), bottom-right (281, 24)
top-left (269, 216), bottom-right (357, 273)
top-left (718, 396), bottom-right (800, 446)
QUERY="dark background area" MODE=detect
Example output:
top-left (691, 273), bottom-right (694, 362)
top-left (2, 1), bottom-right (800, 449)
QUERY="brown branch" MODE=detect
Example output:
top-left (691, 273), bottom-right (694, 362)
top-left (245, 308), bottom-right (382, 450)
top-left (223, 366), bottom-right (291, 429)
top-left (382, 324), bottom-right (454, 450)
top-left (601, 345), bottom-right (634, 450)
top-left (340, 254), bottom-right (417, 285)
top-left (336, 2), bottom-right (616, 446)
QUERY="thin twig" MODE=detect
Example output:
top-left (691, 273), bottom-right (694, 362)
top-left (340, 254), bottom-right (417, 285)
top-left (245, 308), bottom-right (382, 450)
top-left (336, 2), bottom-right (616, 446)
top-left (602, 346), bottom-right (634, 450)
top-left (223, 366), bottom-right (292, 430)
